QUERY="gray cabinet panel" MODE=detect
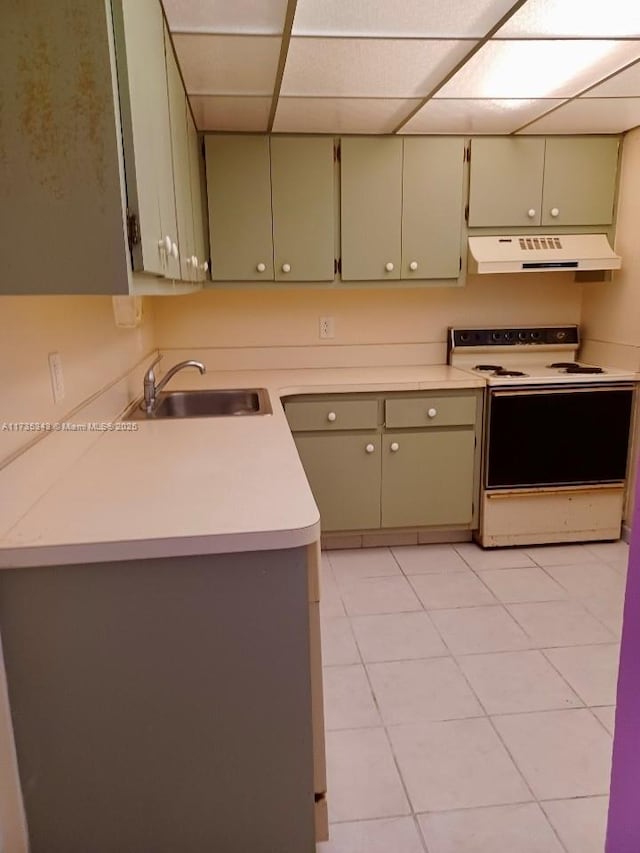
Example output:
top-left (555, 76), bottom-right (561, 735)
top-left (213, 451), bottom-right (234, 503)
top-left (341, 137), bottom-right (402, 281)
top-left (402, 138), bottom-right (465, 279)
top-left (205, 135), bottom-right (274, 281)
top-left (271, 137), bottom-right (335, 281)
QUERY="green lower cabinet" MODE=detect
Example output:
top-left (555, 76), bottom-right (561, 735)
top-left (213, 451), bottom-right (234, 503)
top-left (293, 433), bottom-right (381, 532)
top-left (381, 429), bottom-right (475, 528)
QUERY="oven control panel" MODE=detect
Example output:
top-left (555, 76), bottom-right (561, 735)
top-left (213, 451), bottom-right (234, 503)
top-left (449, 326), bottom-right (580, 349)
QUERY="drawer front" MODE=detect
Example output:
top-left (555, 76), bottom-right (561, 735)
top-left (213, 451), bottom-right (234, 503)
top-left (285, 399), bottom-right (379, 432)
top-left (385, 395), bottom-right (476, 429)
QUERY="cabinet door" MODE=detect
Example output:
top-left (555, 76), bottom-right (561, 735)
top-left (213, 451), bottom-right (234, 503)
top-left (205, 136), bottom-right (274, 281)
top-left (541, 137), bottom-right (619, 226)
top-left (468, 138), bottom-right (545, 227)
top-left (113, 0), bottom-right (179, 278)
top-left (402, 138), bottom-right (464, 279)
top-left (294, 433), bottom-right (381, 532)
top-left (165, 32), bottom-right (196, 282)
top-left (271, 137), bottom-right (335, 281)
top-left (187, 111), bottom-right (207, 281)
top-left (381, 429), bottom-right (475, 528)
top-left (341, 138), bottom-right (402, 280)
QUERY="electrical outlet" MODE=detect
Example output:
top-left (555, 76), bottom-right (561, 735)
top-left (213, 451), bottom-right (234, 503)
top-left (48, 352), bottom-right (65, 403)
top-left (319, 316), bottom-right (335, 339)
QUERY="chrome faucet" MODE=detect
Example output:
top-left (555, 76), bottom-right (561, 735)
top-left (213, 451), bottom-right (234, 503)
top-left (143, 356), bottom-right (206, 414)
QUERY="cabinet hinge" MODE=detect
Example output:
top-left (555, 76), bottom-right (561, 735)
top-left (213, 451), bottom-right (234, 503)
top-left (201, 137), bottom-right (206, 158)
top-left (459, 256), bottom-right (462, 272)
top-left (126, 212), bottom-right (140, 249)
top-left (465, 144), bottom-right (471, 162)
top-left (334, 258), bottom-right (342, 275)
top-left (333, 142), bottom-right (341, 163)
top-left (464, 204), bottom-right (469, 222)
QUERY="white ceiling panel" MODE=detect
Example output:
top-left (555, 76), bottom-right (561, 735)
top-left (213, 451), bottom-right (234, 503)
top-left (401, 98), bottom-right (565, 134)
top-left (292, 0), bottom-right (517, 38)
top-left (583, 62), bottom-right (640, 97)
top-left (438, 40), bottom-right (640, 99)
top-left (519, 98), bottom-right (640, 134)
top-left (173, 34), bottom-right (281, 95)
top-left (273, 97), bottom-right (421, 133)
top-left (499, 0), bottom-right (640, 38)
top-left (162, 0), bottom-right (288, 34)
top-left (189, 96), bottom-right (272, 131)
top-left (280, 38), bottom-right (476, 98)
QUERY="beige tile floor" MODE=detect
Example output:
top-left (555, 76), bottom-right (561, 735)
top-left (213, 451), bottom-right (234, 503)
top-left (317, 540), bottom-right (628, 853)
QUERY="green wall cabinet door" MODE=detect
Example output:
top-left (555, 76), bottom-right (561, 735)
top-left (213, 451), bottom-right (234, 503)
top-left (205, 136), bottom-right (274, 281)
top-left (381, 429), bottom-right (476, 528)
top-left (114, 0), bottom-right (180, 280)
top-left (402, 138), bottom-right (465, 279)
top-left (341, 138), bottom-right (403, 281)
top-left (541, 137), bottom-right (619, 226)
top-left (271, 138), bottom-right (335, 282)
top-left (468, 138), bottom-right (545, 227)
top-left (293, 433), bottom-right (381, 532)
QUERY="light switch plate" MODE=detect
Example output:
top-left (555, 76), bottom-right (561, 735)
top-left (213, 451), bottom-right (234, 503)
top-left (48, 352), bottom-right (65, 403)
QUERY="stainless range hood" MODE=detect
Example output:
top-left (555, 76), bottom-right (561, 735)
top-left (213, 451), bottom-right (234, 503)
top-left (468, 234), bottom-right (621, 274)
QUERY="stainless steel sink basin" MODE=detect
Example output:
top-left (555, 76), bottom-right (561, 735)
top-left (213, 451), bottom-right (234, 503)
top-left (126, 388), bottom-right (272, 420)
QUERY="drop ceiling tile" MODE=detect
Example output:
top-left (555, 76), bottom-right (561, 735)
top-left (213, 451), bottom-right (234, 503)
top-left (281, 38), bottom-right (476, 98)
top-left (519, 97), bottom-right (640, 134)
top-left (162, 0), bottom-right (288, 34)
top-left (499, 0), bottom-right (640, 38)
top-left (584, 61), bottom-right (640, 97)
top-left (292, 0), bottom-right (517, 38)
top-left (173, 34), bottom-right (281, 95)
top-left (189, 96), bottom-right (272, 131)
top-left (273, 97), bottom-right (421, 133)
top-left (401, 98), bottom-right (565, 134)
top-left (438, 40), bottom-right (640, 99)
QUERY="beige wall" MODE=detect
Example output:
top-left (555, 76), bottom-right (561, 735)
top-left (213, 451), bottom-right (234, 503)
top-left (0, 296), bottom-right (155, 462)
top-left (152, 273), bottom-right (582, 354)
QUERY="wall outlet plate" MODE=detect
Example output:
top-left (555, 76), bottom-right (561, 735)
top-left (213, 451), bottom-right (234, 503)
top-left (319, 317), bottom-right (335, 339)
top-left (48, 352), bottom-right (65, 403)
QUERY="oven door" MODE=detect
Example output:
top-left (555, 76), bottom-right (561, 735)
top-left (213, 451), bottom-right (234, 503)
top-left (486, 384), bottom-right (634, 489)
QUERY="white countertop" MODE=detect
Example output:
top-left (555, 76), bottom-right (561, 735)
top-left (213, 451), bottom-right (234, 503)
top-left (0, 365), bottom-right (483, 568)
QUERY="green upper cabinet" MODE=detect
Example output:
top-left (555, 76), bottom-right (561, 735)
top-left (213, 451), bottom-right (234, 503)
top-left (402, 138), bottom-right (465, 279)
top-left (469, 136), bottom-right (620, 228)
top-left (541, 137), bottom-right (619, 226)
top-left (205, 136), bottom-right (274, 281)
top-left (468, 138), bottom-right (545, 227)
top-left (271, 137), bottom-right (335, 282)
top-left (341, 138), bottom-right (403, 281)
top-left (165, 31), bottom-right (197, 283)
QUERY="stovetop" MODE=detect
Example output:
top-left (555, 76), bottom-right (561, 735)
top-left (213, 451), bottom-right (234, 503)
top-left (448, 326), bottom-right (637, 387)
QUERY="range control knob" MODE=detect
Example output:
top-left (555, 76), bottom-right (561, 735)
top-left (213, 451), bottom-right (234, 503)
top-left (555, 329), bottom-right (567, 341)
top-left (491, 331), bottom-right (502, 342)
top-left (518, 331), bottom-right (529, 341)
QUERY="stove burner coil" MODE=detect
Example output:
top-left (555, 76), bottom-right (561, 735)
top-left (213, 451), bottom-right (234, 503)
top-left (475, 364), bottom-right (503, 371)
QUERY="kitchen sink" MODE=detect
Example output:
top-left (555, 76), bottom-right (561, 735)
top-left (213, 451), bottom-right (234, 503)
top-left (126, 388), bottom-right (272, 420)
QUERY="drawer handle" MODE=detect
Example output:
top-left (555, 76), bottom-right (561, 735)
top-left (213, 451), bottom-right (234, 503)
top-left (327, 411), bottom-right (337, 422)
top-left (365, 443), bottom-right (375, 454)
top-left (390, 441), bottom-right (399, 452)
top-left (427, 407), bottom-right (437, 418)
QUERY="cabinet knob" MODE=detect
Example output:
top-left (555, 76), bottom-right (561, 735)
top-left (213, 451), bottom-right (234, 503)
top-left (550, 207), bottom-right (560, 218)
top-left (390, 441), bottom-right (399, 452)
top-left (201, 261), bottom-right (209, 273)
top-left (327, 411), bottom-right (337, 422)
top-left (171, 242), bottom-right (179, 259)
top-left (385, 262), bottom-right (394, 272)
top-left (192, 255), bottom-right (198, 268)
top-left (427, 407), bottom-right (437, 418)
top-left (409, 261), bottom-right (418, 271)
top-left (365, 443), bottom-right (375, 454)
top-left (256, 262), bottom-right (266, 273)
top-left (527, 208), bottom-right (536, 218)
top-left (282, 263), bottom-right (291, 273)
top-left (159, 235), bottom-right (172, 254)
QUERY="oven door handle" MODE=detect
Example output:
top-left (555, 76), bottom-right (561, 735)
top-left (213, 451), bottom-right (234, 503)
top-left (486, 483), bottom-right (624, 499)
top-left (491, 383), bottom-right (635, 398)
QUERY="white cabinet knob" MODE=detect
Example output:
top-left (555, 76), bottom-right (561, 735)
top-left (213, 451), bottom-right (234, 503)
top-left (171, 242), bottom-right (178, 259)
top-left (159, 235), bottom-right (172, 254)
top-left (385, 262), bottom-right (394, 272)
top-left (201, 261), bottom-right (209, 273)
top-left (256, 262), bottom-right (266, 273)
top-left (282, 263), bottom-right (291, 273)
top-left (365, 443), bottom-right (375, 454)
top-left (192, 255), bottom-right (198, 267)
top-left (527, 209), bottom-right (536, 218)
top-left (550, 207), bottom-right (560, 218)
top-left (327, 411), bottom-right (337, 422)
top-left (427, 407), bottom-right (437, 419)
top-left (390, 441), bottom-right (399, 452)
top-left (186, 256), bottom-right (193, 267)
top-left (409, 261), bottom-right (418, 271)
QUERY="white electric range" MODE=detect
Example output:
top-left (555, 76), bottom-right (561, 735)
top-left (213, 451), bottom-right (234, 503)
top-left (448, 326), bottom-right (637, 547)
